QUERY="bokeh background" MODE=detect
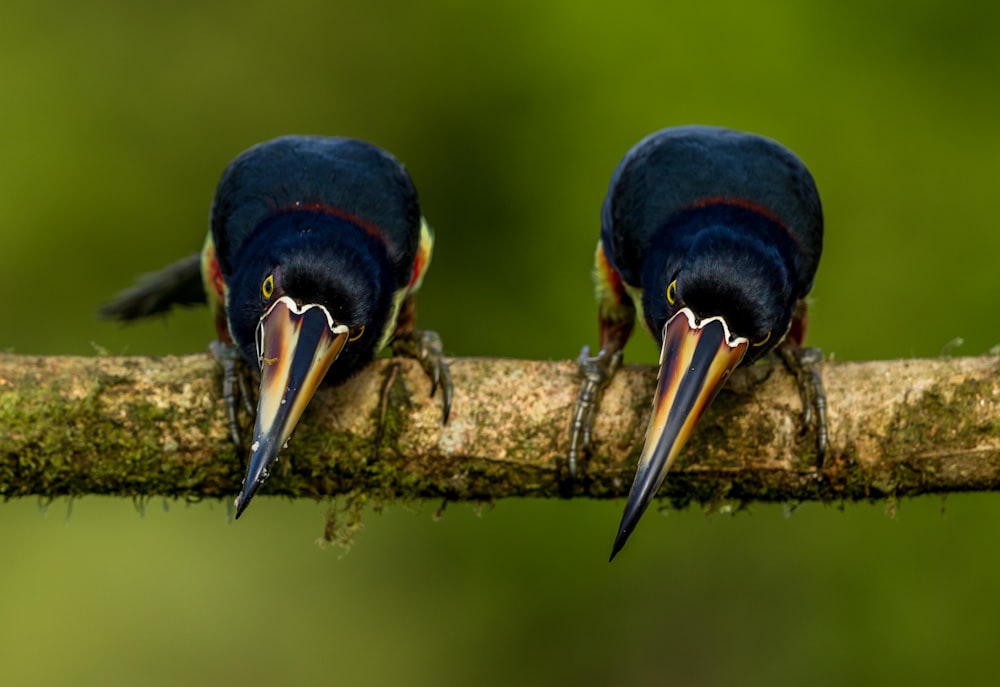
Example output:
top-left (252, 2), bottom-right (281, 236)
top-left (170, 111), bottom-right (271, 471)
top-left (3, 1), bottom-right (1000, 685)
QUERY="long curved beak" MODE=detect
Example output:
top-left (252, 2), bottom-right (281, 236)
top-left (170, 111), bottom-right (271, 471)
top-left (610, 307), bottom-right (749, 560)
top-left (234, 296), bottom-right (349, 519)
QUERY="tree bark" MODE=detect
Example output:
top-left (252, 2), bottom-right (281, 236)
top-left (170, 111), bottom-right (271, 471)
top-left (1, 352), bottom-right (999, 509)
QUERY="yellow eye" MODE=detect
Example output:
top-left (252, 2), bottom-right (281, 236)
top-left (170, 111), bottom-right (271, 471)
top-left (348, 324), bottom-right (365, 342)
top-left (753, 331), bottom-right (772, 348)
top-left (665, 280), bottom-right (678, 305)
top-left (261, 274), bottom-right (274, 300)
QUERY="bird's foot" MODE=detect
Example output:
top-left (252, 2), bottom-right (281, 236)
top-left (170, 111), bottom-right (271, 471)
top-left (392, 329), bottom-right (453, 424)
top-left (210, 340), bottom-right (256, 451)
top-left (566, 346), bottom-right (623, 488)
top-left (777, 345), bottom-right (828, 467)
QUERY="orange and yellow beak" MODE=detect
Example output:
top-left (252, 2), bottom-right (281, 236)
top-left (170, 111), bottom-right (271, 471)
top-left (234, 296), bottom-right (349, 519)
top-left (610, 307), bottom-right (749, 559)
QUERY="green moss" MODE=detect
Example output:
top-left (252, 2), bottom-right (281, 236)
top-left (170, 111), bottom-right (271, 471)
top-left (885, 378), bottom-right (994, 455)
top-left (0, 362), bottom-right (239, 501)
top-left (876, 376), bottom-right (1000, 495)
top-left (319, 361), bottom-right (424, 544)
top-left (321, 491), bottom-right (368, 551)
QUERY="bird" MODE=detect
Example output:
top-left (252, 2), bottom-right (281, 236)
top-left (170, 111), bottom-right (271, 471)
top-left (100, 135), bottom-right (451, 519)
top-left (567, 125), bottom-right (825, 560)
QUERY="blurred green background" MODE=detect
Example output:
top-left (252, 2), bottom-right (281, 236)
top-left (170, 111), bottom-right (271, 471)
top-left (3, 1), bottom-right (1000, 685)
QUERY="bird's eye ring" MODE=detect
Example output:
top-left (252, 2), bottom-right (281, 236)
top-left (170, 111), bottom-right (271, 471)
top-left (348, 324), bottom-right (365, 342)
top-left (665, 279), bottom-right (678, 305)
top-left (752, 331), bottom-right (772, 348)
top-left (261, 274), bottom-right (275, 300)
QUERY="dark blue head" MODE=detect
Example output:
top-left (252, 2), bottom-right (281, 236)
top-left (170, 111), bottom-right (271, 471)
top-left (226, 210), bottom-right (397, 519)
top-left (612, 203), bottom-right (802, 559)
top-left (640, 203), bottom-right (800, 359)
top-left (226, 210), bottom-right (396, 381)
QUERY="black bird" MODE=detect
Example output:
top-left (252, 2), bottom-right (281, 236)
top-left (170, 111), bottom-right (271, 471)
top-left (101, 135), bottom-right (451, 518)
top-left (568, 125), bottom-right (824, 560)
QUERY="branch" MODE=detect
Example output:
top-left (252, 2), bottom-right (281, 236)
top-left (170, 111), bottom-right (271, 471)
top-left (2, 353), bottom-right (999, 509)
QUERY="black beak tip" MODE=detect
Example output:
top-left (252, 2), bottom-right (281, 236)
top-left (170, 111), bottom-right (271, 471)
top-left (608, 494), bottom-right (652, 563)
top-left (233, 479), bottom-right (260, 520)
top-left (608, 521), bottom-right (634, 562)
top-left (608, 538), bottom-right (625, 563)
top-left (233, 496), bottom-right (248, 520)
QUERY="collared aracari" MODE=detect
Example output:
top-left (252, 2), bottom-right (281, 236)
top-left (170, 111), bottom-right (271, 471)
top-left (568, 125), bottom-right (825, 560)
top-left (101, 135), bottom-right (451, 518)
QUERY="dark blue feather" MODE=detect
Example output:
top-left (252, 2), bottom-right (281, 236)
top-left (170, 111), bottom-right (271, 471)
top-left (211, 135), bottom-right (421, 290)
top-left (602, 125), bottom-right (822, 293)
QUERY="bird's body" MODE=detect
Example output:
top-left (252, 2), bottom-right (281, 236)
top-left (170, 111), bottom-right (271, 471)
top-left (570, 125), bottom-right (824, 559)
top-left (102, 135), bottom-right (449, 518)
top-left (203, 136), bottom-right (432, 379)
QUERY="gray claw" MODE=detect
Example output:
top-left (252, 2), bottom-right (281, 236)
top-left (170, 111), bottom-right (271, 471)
top-left (392, 330), bottom-right (452, 424)
top-left (778, 345), bottom-right (828, 467)
top-left (567, 346), bottom-right (622, 483)
top-left (210, 340), bottom-right (256, 451)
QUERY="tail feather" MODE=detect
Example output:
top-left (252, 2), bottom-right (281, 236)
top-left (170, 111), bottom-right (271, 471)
top-left (99, 253), bottom-right (206, 321)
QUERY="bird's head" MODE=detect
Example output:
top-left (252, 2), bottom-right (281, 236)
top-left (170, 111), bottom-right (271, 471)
top-left (612, 222), bottom-right (797, 558)
top-left (643, 225), bottom-right (796, 359)
top-left (226, 211), bottom-right (396, 517)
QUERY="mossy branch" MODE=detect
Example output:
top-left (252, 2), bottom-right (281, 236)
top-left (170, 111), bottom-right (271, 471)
top-left (1, 352), bottom-right (999, 508)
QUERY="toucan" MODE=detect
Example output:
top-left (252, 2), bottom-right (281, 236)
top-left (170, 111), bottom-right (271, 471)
top-left (101, 135), bottom-right (451, 518)
top-left (568, 125), bottom-right (825, 560)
